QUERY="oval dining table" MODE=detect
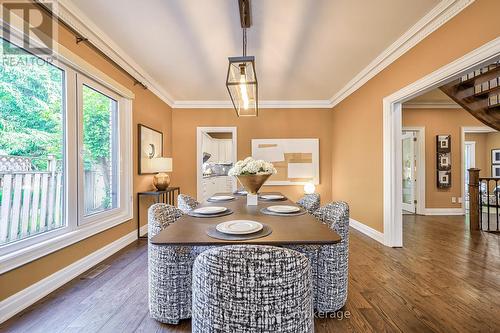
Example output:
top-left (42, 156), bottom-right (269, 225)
top-left (150, 192), bottom-right (341, 246)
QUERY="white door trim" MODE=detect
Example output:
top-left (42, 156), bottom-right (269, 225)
top-left (383, 37), bottom-right (500, 247)
top-left (461, 126), bottom-right (496, 211)
top-left (196, 127), bottom-right (237, 201)
top-left (402, 127), bottom-right (426, 215)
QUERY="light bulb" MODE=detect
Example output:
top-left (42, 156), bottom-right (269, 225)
top-left (304, 182), bottom-right (315, 194)
top-left (239, 65), bottom-right (250, 110)
top-left (240, 75), bottom-right (249, 110)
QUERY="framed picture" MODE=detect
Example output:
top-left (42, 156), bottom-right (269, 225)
top-left (138, 124), bottom-right (163, 174)
top-left (437, 135), bottom-right (451, 152)
top-left (438, 152), bottom-right (451, 170)
top-left (492, 149), bottom-right (500, 164)
top-left (437, 171), bottom-right (451, 188)
top-left (492, 165), bottom-right (500, 178)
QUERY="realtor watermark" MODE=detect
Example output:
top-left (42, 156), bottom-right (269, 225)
top-left (1, 0), bottom-right (57, 62)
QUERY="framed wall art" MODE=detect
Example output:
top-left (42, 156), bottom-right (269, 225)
top-left (492, 149), bottom-right (500, 164)
top-left (436, 135), bottom-right (451, 188)
top-left (251, 138), bottom-right (319, 185)
top-left (492, 165), bottom-right (500, 178)
top-left (138, 124), bottom-right (163, 174)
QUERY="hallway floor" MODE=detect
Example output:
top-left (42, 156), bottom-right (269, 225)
top-left (2, 214), bottom-right (499, 332)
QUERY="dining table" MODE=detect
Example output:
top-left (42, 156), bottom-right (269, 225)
top-left (150, 192), bottom-right (341, 246)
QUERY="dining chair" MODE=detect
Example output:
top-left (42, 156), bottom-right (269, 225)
top-left (148, 203), bottom-right (212, 324)
top-left (177, 194), bottom-right (199, 213)
top-left (286, 201), bottom-right (349, 313)
top-left (297, 193), bottom-right (321, 213)
top-left (191, 245), bottom-right (314, 333)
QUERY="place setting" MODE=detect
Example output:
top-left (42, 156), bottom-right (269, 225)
top-left (188, 206), bottom-right (233, 218)
top-left (206, 220), bottom-right (272, 241)
top-left (207, 195), bottom-right (236, 202)
top-left (260, 205), bottom-right (306, 217)
top-left (258, 194), bottom-right (287, 202)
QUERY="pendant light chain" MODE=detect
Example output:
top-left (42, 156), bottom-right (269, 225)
top-left (243, 27), bottom-right (247, 57)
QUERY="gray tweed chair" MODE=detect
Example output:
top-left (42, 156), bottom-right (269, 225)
top-left (286, 201), bottom-right (349, 313)
top-left (192, 245), bottom-right (314, 333)
top-left (297, 193), bottom-right (321, 213)
top-left (148, 203), bottom-right (212, 324)
top-left (177, 194), bottom-right (199, 213)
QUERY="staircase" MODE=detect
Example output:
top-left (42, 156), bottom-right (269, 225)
top-left (440, 61), bottom-right (500, 130)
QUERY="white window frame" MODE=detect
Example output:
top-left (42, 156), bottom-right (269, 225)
top-left (0, 24), bottom-right (133, 274)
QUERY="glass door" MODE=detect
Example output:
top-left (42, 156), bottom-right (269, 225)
top-left (402, 132), bottom-right (416, 213)
top-left (464, 141), bottom-right (475, 210)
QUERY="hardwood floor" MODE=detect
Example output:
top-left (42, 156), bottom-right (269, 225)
top-left (2, 214), bottom-right (499, 332)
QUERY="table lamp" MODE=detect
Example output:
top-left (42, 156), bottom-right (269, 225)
top-left (150, 157), bottom-right (173, 191)
top-left (304, 182), bottom-right (316, 194)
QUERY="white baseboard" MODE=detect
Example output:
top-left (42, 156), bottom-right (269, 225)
top-left (140, 224), bottom-right (148, 237)
top-left (0, 231), bottom-right (138, 324)
top-left (349, 218), bottom-right (385, 245)
top-left (422, 208), bottom-right (465, 216)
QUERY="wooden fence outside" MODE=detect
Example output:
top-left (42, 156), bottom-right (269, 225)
top-left (0, 155), bottom-right (63, 245)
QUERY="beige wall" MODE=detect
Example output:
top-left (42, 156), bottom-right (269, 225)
top-left (331, 0), bottom-right (500, 232)
top-left (465, 133), bottom-right (488, 176)
top-left (172, 108), bottom-right (333, 204)
top-left (465, 132), bottom-right (500, 178)
top-left (403, 108), bottom-right (482, 209)
top-left (0, 10), bottom-right (173, 300)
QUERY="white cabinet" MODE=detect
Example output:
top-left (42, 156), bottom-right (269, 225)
top-left (201, 176), bottom-right (234, 200)
top-left (202, 134), bottom-right (232, 163)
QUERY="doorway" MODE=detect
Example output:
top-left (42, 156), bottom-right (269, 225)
top-left (196, 127), bottom-right (237, 201)
top-left (402, 131), bottom-right (417, 213)
top-left (464, 141), bottom-right (476, 210)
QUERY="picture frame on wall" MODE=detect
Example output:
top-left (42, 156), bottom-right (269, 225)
top-left (492, 165), bottom-right (500, 178)
top-left (138, 124), bottom-right (163, 174)
top-left (492, 149), bottom-right (500, 164)
top-left (437, 135), bottom-right (451, 152)
top-left (438, 152), bottom-right (451, 170)
top-left (438, 171), bottom-right (451, 187)
top-left (436, 135), bottom-right (452, 188)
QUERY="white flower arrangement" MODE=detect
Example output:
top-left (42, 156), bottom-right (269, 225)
top-left (228, 157), bottom-right (277, 176)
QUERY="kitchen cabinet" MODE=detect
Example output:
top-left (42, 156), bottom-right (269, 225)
top-left (201, 176), bottom-right (234, 200)
top-left (202, 133), bottom-right (232, 163)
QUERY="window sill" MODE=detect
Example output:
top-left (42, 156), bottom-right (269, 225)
top-left (0, 209), bottom-right (133, 274)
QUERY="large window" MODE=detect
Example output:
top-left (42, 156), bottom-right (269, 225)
top-left (0, 38), bottom-right (65, 245)
top-left (0, 34), bottom-right (132, 270)
top-left (81, 84), bottom-right (118, 217)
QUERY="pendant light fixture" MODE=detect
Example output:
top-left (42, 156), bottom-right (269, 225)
top-left (226, 0), bottom-right (258, 117)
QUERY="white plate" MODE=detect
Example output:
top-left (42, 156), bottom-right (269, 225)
top-left (260, 194), bottom-right (284, 200)
top-left (209, 195), bottom-right (235, 201)
top-left (267, 205), bottom-right (301, 214)
top-left (234, 190), bottom-right (248, 195)
top-left (216, 220), bottom-right (263, 235)
top-left (193, 206), bottom-right (228, 215)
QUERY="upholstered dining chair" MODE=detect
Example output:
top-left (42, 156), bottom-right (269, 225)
top-left (191, 245), bottom-right (314, 333)
top-left (177, 194), bottom-right (199, 213)
top-left (297, 193), bottom-right (321, 213)
top-left (148, 203), bottom-right (211, 324)
top-left (286, 201), bottom-right (350, 313)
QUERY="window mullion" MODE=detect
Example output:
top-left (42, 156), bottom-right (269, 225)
top-left (65, 69), bottom-right (78, 230)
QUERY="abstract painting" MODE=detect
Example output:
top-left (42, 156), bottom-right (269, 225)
top-left (251, 139), bottom-right (319, 185)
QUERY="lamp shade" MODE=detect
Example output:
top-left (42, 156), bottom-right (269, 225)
top-left (226, 56), bottom-right (258, 117)
top-left (149, 157), bottom-right (172, 173)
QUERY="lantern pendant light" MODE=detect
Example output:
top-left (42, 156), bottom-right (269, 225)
top-left (226, 0), bottom-right (258, 117)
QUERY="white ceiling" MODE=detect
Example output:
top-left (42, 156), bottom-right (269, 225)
top-left (69, 0), bottom-right (441, 103)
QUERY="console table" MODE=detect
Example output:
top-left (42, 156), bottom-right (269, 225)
top-left (137, 187), bottom-right (181, 239)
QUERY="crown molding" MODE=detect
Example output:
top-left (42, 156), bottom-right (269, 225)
top-left (56, 0), bottom-right (176, 106)
top-left (328, 0), bottom-right (474, 108)
top-left (402, 101), bottom-right (460, 109)
top-left (173, 99), bottom-right (333, 109)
